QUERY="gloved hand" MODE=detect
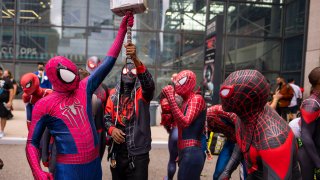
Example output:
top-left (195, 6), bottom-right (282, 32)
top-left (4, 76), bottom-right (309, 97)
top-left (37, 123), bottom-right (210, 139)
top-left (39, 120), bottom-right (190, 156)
top-left (120, 12), bottom-right (134, 29)
top-left (162, 85), bottom-right (174, 100)
top-left (218, 171), bottom-right (231, 180)
top-left (42, 161), bottom-right (49, 167)
top-left (36, 171), bottom-right (53, 180)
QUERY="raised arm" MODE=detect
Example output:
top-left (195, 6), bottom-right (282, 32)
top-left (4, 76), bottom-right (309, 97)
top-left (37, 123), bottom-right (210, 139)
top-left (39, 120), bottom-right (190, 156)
top-left (162, 85), bottom-right (205, 128)
top-left (125, 43), bottom-right (155, 102)
top-left (26, 100), bottom-right (53, 179)
top-left (87, 13), bottom-right (134, 95)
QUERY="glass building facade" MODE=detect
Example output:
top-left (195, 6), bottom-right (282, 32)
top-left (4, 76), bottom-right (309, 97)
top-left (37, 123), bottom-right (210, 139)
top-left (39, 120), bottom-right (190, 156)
top-left (0, 0), bottom-right (308, 100)
top-left (207, 0), bottom-right (308, 104)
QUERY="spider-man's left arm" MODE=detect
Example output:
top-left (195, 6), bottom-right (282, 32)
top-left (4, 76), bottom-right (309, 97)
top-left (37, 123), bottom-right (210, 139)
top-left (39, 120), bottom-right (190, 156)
top-left (162, 85), bottom-right (205, 128)
top-left (86, 13), bottom-right (134, 96)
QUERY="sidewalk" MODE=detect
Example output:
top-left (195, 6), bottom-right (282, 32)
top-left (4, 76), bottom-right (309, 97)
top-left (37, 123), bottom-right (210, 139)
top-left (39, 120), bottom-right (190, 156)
top-left (0, 110), bottom-right (169, 146)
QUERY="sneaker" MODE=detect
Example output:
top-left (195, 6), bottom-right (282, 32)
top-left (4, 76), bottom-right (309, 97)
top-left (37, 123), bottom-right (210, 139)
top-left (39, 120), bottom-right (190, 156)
top-left (0, 132), bottom-right (4, 138)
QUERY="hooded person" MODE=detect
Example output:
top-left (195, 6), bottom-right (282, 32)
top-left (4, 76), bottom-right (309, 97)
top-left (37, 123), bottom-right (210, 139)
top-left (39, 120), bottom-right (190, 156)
top-left (161, 70), bottom-right (206, 180)
top-left (104, 42), bottom-right (155, 180)
top-left (25, 13), bottom-right (134, 179)
top-left (219, 69), bottom-right (301, 179)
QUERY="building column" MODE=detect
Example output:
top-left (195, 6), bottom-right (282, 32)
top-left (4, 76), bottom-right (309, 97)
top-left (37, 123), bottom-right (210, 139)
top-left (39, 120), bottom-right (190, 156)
top-left (304, 0), bottom-right (320, 97)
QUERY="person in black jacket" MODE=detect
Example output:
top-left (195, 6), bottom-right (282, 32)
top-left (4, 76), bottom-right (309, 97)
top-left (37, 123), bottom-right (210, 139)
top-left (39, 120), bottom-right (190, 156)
top-left (104, 42), bottom-right (155, 180)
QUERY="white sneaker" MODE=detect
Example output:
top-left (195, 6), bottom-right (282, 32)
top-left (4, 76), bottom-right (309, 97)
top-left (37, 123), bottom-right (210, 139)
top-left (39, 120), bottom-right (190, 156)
top-left (0, 132), bottom-right (4, 138)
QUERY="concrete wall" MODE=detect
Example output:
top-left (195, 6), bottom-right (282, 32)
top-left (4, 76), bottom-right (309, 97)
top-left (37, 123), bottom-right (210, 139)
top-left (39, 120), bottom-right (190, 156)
top-left (303, 0), bottom-right (320, 97)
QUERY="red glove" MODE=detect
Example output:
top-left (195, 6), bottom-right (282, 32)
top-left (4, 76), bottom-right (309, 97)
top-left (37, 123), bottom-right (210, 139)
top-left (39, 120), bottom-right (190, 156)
top-left (42, 161), bottom-right (49, 168)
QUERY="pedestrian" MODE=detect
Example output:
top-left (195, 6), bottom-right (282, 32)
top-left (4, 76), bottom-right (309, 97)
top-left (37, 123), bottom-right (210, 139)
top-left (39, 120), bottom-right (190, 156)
top-left (34, 62), bottom-right (52, 89)
top-left (275, 76), bottom-right (294, 121)
top-left (287, 78), bottom-right (302, 121)
top-left (162, 70), bottom-right (206, 180)
top-left (0, 67), bottom-right (14, 138)
top-left (3, 70), bottom-right (17, 119)
top-left (26, 13), bottom-right (133, 179)
top-left (105, 42), bottom-right (155, 180)
top-left (300, 67), bottom-right (320, 179)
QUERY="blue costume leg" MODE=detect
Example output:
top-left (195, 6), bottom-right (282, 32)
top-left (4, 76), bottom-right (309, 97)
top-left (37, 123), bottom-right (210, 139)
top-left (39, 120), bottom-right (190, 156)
top-left (178, 147), bottom-right (205, 180)
top-left (213, 140), bottom-right (235, 180)
top-left (167, 127), bottom-right (178, 180)
top-left (54, 158), bottom-right (102, 180)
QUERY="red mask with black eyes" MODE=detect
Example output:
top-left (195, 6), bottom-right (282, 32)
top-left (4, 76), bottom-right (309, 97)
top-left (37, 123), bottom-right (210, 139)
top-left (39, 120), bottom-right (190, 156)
top-left (173, 70), bottom-right (196, 97)
top-left (20, 73), bottom-right (40, 96)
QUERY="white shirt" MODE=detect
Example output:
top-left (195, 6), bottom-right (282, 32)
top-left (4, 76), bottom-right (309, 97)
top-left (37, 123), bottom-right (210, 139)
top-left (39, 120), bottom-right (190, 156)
top-left (289, 83), bottom-right (302, 107)
top-left (289, 117), bottom-right (301, 138)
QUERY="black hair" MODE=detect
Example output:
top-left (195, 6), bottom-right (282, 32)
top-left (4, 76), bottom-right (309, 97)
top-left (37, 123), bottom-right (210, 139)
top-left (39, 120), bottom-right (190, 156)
top-left (287, 78), bottom-right (294, 83)
top-left (37, 62), bottom-right (45, 66)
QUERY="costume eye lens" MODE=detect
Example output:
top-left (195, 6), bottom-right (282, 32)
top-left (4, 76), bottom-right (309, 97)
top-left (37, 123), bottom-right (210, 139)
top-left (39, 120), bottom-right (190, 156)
top-left (88, 62), bottom-right (96, 69)
top-left (220, 89), bottom-right (231, 97)
top-left (59, 69), bottom-right (76, 83)
top-left (131, 68), bottom-right (137, 75)
top-left (219, 86), bottom-right (234, 98)
top-left (26, 82), bottom-right (31, 88)
top-left (122, 68), bottom-right (128, 74)
top-left (178, 77), bottom-right (187, 85)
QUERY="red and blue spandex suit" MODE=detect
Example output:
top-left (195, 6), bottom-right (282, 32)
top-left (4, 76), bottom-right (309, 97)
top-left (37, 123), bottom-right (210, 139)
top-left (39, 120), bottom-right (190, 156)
top-left (162, 70), bottom-right (206, 180)
top-left (26, 14), bottom-right (133, 180)
top-left (20, 73), bottom-right (52, 130)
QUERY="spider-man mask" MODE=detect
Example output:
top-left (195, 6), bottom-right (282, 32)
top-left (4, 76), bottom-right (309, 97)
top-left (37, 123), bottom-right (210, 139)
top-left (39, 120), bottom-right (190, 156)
top-left (219, 70), bottom-right (270, 119)
top-left (46, 56), bottom-right (80, 93)
top-left (173, 70), bottom-right (196, 97)
top-left (20, 73), bottom-right (39, 95)
top-left (121, 63), bottom-right (137, 87)
top-left (86, 56), bottom-right (101, 74)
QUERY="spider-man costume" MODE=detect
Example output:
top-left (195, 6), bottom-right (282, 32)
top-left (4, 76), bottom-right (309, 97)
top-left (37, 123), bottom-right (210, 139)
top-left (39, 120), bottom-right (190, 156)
top-left (21, 73), bottom-right (56, 172)
top-left (20, 73), bottom-right (52, 130)
top-left (162, 70), bottom-right (206, 180)
top-left (219, 70), bottom-right (301, 179)
top-left (300, 89), bottom-right (320, 179)
top-left (207, 105), bottom-right (238, 180)
top-left (86, 56), bottom-right (109, 159)
top-left (26, 13), bottom-right (133, 179)
top-left (160, 95), bottom-right (182, 180)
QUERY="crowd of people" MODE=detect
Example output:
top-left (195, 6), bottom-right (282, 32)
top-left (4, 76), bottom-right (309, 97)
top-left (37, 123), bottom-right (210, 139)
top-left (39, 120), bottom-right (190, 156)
top-left (0, 12), bottom-right (319, 180)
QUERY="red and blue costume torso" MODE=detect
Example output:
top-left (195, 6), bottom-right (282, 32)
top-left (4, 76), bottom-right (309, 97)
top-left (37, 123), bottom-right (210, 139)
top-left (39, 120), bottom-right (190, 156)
top-left (20, 73), bottom-right (52, 130)
top-left (26, 14), bottom-right (133, 180)
top-left (162, 70), bottom-right (206, 180)
top-left (219, 70), bottom-right (301, 179)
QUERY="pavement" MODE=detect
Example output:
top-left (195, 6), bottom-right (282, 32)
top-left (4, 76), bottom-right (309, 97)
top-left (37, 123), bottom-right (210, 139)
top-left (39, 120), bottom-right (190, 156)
top-left (0, 110), bottom-right (169, 147)
top-left (0, 110), bottom-right (240, 179)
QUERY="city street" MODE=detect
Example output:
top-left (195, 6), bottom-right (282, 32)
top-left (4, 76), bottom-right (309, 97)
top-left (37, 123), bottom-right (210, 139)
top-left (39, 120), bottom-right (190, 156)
top-left (0, 144), bottom-right (240, 180)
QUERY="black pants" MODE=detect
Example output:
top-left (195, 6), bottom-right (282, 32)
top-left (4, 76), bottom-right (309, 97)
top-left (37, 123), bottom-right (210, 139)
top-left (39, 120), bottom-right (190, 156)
top-left (110, 143), bottom-right (149, 180)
